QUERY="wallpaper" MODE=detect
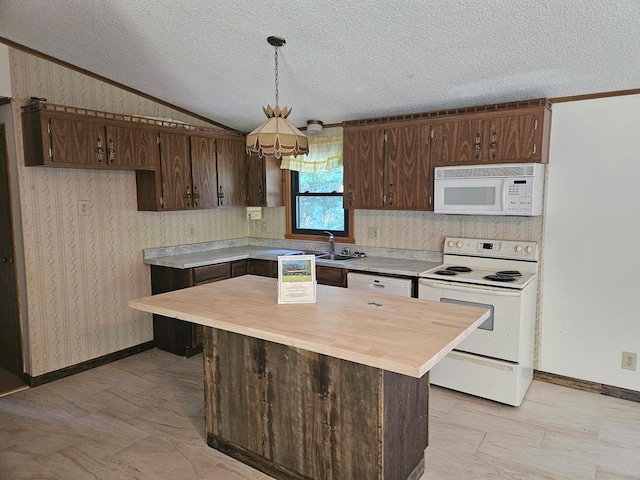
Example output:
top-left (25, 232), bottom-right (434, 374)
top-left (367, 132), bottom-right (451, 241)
top-left (7, 46), bottom-right (544, 377)
top-left (9, 48), bottom-right (247, 376)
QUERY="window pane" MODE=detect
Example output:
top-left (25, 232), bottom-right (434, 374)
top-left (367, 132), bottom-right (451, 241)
top-left (296, 196), bottom-right (345, 230)
top-left (297, 167), bottom-right (344, 193)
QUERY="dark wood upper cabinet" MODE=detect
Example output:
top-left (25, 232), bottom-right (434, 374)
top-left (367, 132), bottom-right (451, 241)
top-left (343, 127), bottom-right (385, 209)
top-left (216, 138), bottom-right (247, 207)
top-left (22, 104), bottom-right (157, 170)
top-left (343, 124), bottom-right (433, 210)
top-left (159, 132), bottom-right (192, 210)
top-left (246, 155), bottom-right (284, 207)
top-left (190, 136), bottom-right (219, 209)
top-left (105, 125), bottom-right (158, 169)
top-left (439, 119), bottom-right (485, 165)
top-left (385, 124), bottom-right (432, 209)
top-left (435, 106), bottom-right (549, 166)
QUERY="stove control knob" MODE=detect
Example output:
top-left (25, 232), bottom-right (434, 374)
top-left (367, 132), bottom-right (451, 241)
top-left (525, 246), bottom-right (534, 253)
top-left (456, 241), bottom-right (463, 248)
top-left (447, 240), bottom-right (455, 247)
top-left (515, 245), bottom-right (523, 253)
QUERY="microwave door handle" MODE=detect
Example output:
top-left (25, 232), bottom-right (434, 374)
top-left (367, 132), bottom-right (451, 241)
top-left (501, 178), bottom-right (508, 211)
top-left (420, 280), bottom-right (522, 296)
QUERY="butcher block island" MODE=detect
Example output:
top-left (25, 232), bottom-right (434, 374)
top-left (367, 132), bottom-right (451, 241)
top-left (129, 275), bottom-right (489, 480)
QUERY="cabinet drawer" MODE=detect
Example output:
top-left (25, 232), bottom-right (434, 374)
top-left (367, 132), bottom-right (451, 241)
top-left (317, 266), bottom-right (347, 287)
top-left (193, 263), bottom-right (229, 284)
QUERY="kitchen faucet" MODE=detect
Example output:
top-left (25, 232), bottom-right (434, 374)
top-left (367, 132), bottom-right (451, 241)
top-left (324, 231), bottom-right (335, 254)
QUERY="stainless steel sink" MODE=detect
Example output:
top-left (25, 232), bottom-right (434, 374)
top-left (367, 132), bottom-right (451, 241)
top-left (292, 250), bottom-right (326, 256)
top-left (318, 253), bottom-right (356, 262)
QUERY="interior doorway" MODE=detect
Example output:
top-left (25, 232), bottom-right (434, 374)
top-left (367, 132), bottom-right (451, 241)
top-left (0, 118), bottom-right (27, 395)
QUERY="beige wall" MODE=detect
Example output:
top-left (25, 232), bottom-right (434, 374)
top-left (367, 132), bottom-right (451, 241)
top-left (8, 48), bottom-right (247, 376)
top-left (250, 207), bottom-right (543, 252)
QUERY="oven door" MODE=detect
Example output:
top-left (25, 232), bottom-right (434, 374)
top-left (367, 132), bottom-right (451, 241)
top-left (419, 279), bottom-right (522, 362)
top-left (434, 177), bottom-right (506, 215)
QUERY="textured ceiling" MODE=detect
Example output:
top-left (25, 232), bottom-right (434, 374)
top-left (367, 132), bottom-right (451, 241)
top-left (1, 0), bottom-right (639, 132)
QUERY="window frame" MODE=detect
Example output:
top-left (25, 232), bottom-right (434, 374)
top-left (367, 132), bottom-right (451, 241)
top-left (285, 170), bottom-right (355, 243)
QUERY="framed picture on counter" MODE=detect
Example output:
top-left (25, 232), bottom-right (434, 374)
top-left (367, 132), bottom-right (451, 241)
top-left (277, 255), bottom-right (317, 304)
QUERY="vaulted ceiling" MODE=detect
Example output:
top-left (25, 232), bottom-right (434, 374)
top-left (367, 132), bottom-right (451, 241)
top-left (1, 1), bottom-right (639, 132)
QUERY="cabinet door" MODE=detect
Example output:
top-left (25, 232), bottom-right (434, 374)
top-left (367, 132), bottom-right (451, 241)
top-left (385, 124), bottom-right (432, 209)
top-left (246, 156), bottom-right (266, 206)
top-left (216, 138), bottom-right (247, 206)
top-left (105, 125), bottom-right (158, 169)
top-left (264, 156), bottom-right (284, 206)
top-left (343, 127), bottom-right (385, 208)
top-left (190, 136), bottom-right (219, 208)
top-left (316, 266), bottom-right (346, 287)
top-left (159, 132), bottom-right (192, 210)
top-left (486, 113), bottom-right (542, 163)
top-left (438, 119), bottom-right (485, 165)
top-left (49, 117), bottom-right (105, 165)
top-left (248, 259), bottom-right (278, 278)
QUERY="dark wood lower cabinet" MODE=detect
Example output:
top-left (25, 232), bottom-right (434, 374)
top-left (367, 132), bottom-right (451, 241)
top-left (151, 263), bottom-right (229, 356)
top-left (316, 265), bottom-right (346, 287)
top-left (204, 328), bottom-right (429, 480)
top-left (248, 259), bottom-right (278, 278)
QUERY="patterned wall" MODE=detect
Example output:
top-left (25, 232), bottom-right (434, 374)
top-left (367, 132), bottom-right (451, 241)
top-left (9, 48), bottom-right (247, 376)
top-left (249, 207), bottom-right (543, 250)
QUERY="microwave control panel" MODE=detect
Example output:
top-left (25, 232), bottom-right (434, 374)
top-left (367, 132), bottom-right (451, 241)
top-left (505, 178), bottom-right (534, 213)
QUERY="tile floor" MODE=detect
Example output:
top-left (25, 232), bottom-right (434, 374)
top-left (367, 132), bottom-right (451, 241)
top-left (0, 349), bottom-right (638, 480)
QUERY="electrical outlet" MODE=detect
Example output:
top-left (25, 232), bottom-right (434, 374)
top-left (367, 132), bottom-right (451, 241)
top-left (187, 224), bottom-right (196, 239)
top-left (621, 351), bottom-right (637, 371)
top-left (261, 221), bottom-right (268, 233)
top-left (367, 226), bottom-right (378, 239)
top-left (78, 200), bottom-right (91, 217)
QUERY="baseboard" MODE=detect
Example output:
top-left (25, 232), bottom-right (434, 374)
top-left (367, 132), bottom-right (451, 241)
top-left (534, 370), bottom-right (640, 403)
top-left (24, 341), bottom-right (155, 387)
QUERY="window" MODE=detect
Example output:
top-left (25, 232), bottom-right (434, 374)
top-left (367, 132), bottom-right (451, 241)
top-left (289, 167), bottom-right (350, 238)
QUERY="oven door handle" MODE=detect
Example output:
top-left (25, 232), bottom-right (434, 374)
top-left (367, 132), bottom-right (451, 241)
top-left (419, 279), bottom-right (522, 296)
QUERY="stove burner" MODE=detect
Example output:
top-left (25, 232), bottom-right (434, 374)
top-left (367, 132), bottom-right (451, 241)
top-left (435, 270), bottom-right (458, 276)
top-left (496, 270), bottom-right (522, 277)
top-left (484, 274), bottom-right (517, 282)
top-left (446, 266), bottom-right (472, 273)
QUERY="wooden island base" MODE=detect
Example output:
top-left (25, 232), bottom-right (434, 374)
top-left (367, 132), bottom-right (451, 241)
top-left (204, 328), bottom-right (429, 480)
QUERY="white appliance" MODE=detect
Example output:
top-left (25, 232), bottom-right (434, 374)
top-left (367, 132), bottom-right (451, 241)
top-left (347, 272), bottom-right (413, 298)
top-left (434, 163), bottom-right (545, 216)
top-left (418, 237), bottom-right (539, 406)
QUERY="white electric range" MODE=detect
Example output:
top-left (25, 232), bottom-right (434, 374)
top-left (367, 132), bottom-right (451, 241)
top-left (418, 237), bottom-right (539, 406)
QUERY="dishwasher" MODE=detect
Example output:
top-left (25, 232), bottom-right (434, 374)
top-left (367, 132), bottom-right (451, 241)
top-left (347, 272), bottom-right (413, 298)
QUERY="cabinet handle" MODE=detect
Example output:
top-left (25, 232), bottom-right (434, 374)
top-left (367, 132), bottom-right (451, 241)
top-left (258, 186), bottom-right (264, 206)
top-left (218, 186), bottom-right (224, 205)
top-left (96, 138), bottom-right (104, 163)
top-left (2, 256), bottom-right (14, 264)
top-left (193, 185), bottom-right (199, 207)
top-left (428, 195), bottom-right (432, 206)
top-left (474, 133), bottom-right (481, 159)
top-left (347, 184), bottom-right (353, 207)
top-left (107, 139), bottom-right (115, 164)
top-left (533, 144), bottom-right (537, 155)
top-left (490, 133), bottom-right (498, 159)
top-left (388, 183), bottom-right (394, 206)
top-left (186, 186), bottom-right (191, 207)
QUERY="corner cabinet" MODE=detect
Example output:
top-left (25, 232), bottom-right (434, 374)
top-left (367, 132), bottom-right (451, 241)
top-left (136, 134), bottom-right (247, 211)
top-left (151, 263), bottom-right (241, 356)
top-left (343, 123), bottom-right (434, 210)
top-left (246, 155), bottom-right (285, 207)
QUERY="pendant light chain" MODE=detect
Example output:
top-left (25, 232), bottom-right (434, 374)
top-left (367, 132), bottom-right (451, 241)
top-left (274, 46), bottom-right (279, 106)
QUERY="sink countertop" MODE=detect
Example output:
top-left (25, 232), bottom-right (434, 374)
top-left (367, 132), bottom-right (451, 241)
top-left (144, 245), bottom-right (440, 277)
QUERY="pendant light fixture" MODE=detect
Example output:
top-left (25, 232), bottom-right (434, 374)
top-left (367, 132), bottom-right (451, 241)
top-left (246, 36), bottom-right (309, 159)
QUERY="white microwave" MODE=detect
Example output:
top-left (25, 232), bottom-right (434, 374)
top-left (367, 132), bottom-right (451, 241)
top-left (434, 163), bottom-right (545, 216)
